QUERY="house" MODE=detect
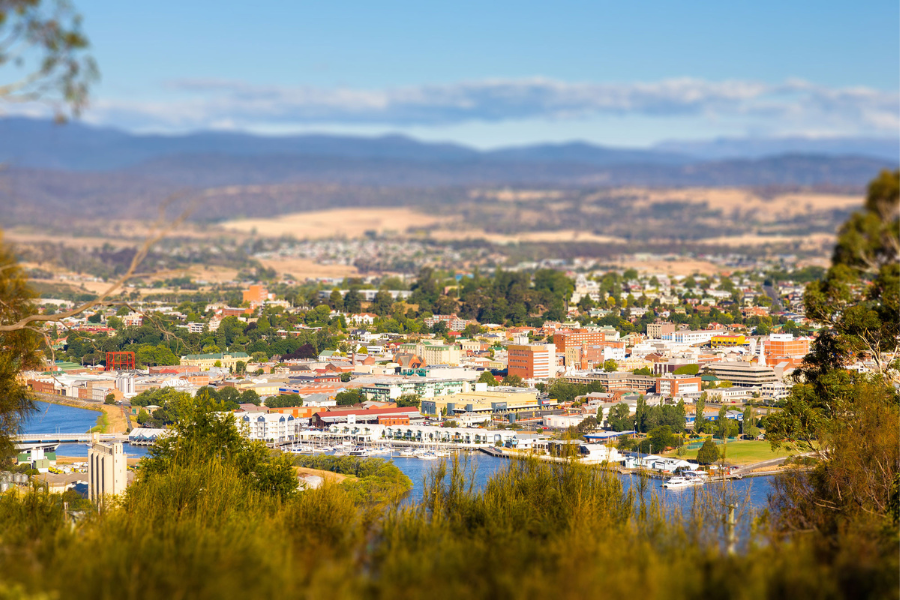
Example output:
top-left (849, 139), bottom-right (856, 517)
top-left (349, 313), bottom-right (378, 326)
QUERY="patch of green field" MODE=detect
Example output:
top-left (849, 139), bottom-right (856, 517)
top-left (671, 440), bottom-right (796, 465)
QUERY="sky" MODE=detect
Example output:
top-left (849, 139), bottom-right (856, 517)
top-left (12, 0), bottom-right (900, 148)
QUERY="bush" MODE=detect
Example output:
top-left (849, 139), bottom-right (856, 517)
top-left (697, 439), bottom-right (720, 465)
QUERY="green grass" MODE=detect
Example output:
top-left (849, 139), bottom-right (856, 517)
top-left (669, 440), bottom-right (796, 465)
top-left (89, 411), bottom-right (109, 433)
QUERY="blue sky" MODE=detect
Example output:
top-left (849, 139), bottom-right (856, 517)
top-left (42, 0), bottom-right (900, 147)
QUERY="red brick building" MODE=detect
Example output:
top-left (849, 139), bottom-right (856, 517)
top-left (552, 329), bottom-right (606, 353)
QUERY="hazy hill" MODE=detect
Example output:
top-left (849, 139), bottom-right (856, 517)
top-left (0, 117), bottom-right (894, 228)
top-left (3, 117), bottom-right (895, 173)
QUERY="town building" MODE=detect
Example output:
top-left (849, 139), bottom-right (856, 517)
top-left (359, 377), bottom-right (473, 401)
top-left (181, 352), bottom-right (249, 371)
top-left (703, 362), bottom-right (779, 387)
top-left (398, 340), bottom-right (461, 366)
top-left (421, 389), bottom-right (548, 418)
top-left (507, 343), bottom-right (556, 379)
top-left (655, 374), bottom-right (702, 396)
top-left (310, 406), bottom-right (422, 428)
top-left (765, 334), bottom-right (810, 359)
top-left (242, 285), bottom-right (272, 306)
top-left (562, 371), bottom-right (657, 393)
top-left (552, 329), bottom-right (606, 353)
top-left (711, 334), bottom-right (746, 347)
top-left (646, 321), bottom-right (675, 339)
top-left (424, 314), bottom-right (472, 331)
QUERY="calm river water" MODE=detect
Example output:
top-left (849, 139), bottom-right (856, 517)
top-left (25, 402), bottom-right (773, 512)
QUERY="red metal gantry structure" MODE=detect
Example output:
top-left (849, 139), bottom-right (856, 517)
top-left (105, 351), bottom-right (135, 371)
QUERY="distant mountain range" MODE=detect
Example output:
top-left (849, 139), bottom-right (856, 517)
top-left (0, 117), bottom-right (896, 173)
top-left (0, 117), bottom-right (896, 228)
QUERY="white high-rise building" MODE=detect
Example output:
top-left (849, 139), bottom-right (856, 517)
top-left (88, 438), bottom-right (128, 503)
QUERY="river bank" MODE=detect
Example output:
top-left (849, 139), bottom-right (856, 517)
top-left (31, 392), bottom-right (129, 434)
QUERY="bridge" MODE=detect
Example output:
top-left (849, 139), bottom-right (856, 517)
top-left (13, 433), bottom-right (128, 451)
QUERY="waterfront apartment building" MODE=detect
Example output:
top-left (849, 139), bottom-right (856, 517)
top-left (655, 374), bottom-right (702, 396)
top-left (553, 329), bottom-right (606, 353)
top-left (507, 343), bottom-right (556, 380)
top-left (238, 412), bottom-right (300, 443)
top-left (421, 389), bottom-right (547, 418)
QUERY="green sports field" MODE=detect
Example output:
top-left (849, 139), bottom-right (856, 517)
top-left (671, 440), bottom-right (798, 465)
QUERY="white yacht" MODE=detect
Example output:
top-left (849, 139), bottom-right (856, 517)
top-left (661, 475), bottom-right (703, 489)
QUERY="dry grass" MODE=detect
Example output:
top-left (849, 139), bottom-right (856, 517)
top-left (219, 208), bottom-right (445, 239)
top-left (612, 187), bottom-right (863, 222)
top-left (256, 257), bottom-right (359, 279)
top-left (429, 228), bottom-right (627, 245)
top-left (294, 466), bottom-right (352, 484)
top-left (101, 404), bottom-right (130, 434)
top-left (467, 189), bottom-right (566, 202)
top-left (611, 257), bottom-right (732, 276)
top-left (696, 232), bottom-right (836, 249)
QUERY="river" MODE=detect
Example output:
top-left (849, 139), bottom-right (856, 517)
top-left (24, 402), bottom-right (773, 512)
top-left (22, 401), bottom-right (150, 459)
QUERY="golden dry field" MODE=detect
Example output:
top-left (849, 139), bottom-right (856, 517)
top-left (220, 207), bottom-right (444, 239)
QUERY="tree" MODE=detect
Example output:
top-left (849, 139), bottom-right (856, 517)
top-left (136, 409), bottom-right (150, 425)
top-left (715, 406), bottom-right (729, 439)
top-left (344, 289), bottom-right (363, 314)
top-left (0, 240), bottom-right (42, 460)
top-left (396, 394), bottom-right (420, 408)
top-left (235, 361), bottom-right (246, 375)
top-left (240, 389), bottom-right (260, 406)
top-left (648, 426), bottom-right (676, 452)
top-left (142, 389), bottom-right (296, 500)
top-left (696, 439), bottom-right (719, 465)
top-left (634, 395), bottom-right (646, 433)
top-left (0, 0), bottom-right (97, 118)
top-left (606, 403), bottom-right (632, 431)
top-left (673, 364), bottom-right (699, 375)
top-left (371, 290), bottom-right (394, 317)
top-left (694, 392), bottom-right (707, 434)
top-left (104, 393), bottom-right (116, 405)
top-left (336, 389), bottom-right (363, 406)
top-left (265, 395), bottom-right (302, 408)
top-left (742, 406), bottom-right (758, 438)
top-left (632, 367), bottom-right (652, 376)
top-left (577, 416), bottom-right (599, 434)
top-left (602, 359), bottom-right (618, 372)
top-left (329, 289), bottom-right (344, 311)
top-left (501, 374), bottom-right (524, 387)
top-left (478, 371), bottom-right (499, 386)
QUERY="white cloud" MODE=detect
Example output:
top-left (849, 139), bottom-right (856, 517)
top-left (79, 77), bottom-right (899, 135)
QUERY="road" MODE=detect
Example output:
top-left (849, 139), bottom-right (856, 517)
top-left (762, 284), bottom-right (784, 312)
